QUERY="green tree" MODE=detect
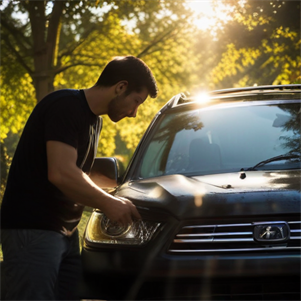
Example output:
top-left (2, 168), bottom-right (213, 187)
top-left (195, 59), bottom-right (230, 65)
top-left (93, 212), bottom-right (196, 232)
top-left (0, 62), bottom-right (36, 197)
top-left (206, 0), bottom-right (301, 88)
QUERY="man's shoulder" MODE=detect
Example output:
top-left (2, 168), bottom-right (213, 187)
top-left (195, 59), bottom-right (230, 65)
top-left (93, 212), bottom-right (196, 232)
top-left (36, 89), bottom-right (86, 112)
top-left (43, 89), bottom-right (83, 101)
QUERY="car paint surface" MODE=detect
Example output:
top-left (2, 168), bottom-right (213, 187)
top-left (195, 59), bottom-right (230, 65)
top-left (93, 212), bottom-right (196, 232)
top-left (115, 170), bottom-right (301, 218)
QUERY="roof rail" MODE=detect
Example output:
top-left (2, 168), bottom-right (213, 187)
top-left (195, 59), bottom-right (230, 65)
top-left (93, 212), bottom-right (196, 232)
top-left (175, 84), bottom-right (301, 107)
top-left (210, 84), bottom-right (301, 96)
top-left (172, 84), bottom-right (301, 106)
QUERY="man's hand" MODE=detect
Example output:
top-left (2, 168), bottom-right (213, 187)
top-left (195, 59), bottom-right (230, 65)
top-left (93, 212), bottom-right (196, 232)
top-left (102, 196), bottom-right (141, 226)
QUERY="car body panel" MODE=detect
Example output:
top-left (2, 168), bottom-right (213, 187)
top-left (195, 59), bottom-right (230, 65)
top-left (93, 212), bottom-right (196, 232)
top-left (115, 170), bottom-right (300, 218)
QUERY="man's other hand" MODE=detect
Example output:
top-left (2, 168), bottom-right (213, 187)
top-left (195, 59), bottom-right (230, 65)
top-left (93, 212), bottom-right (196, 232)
top-left (102, 196), bottom-right (141, 226)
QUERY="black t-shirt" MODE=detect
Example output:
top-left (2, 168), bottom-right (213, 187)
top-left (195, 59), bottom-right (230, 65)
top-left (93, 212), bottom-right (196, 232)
top-left (1, 89), bottom-right (102, 235)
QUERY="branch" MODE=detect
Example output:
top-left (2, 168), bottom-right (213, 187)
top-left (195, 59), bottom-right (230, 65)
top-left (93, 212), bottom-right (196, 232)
top-left (138, 30), bottom-right (180, 58)
top-left (46, 1), bottom-right (64, 45)
top-left (27, 1), bottom-right (46, 54)
top-left (54, 62), bottom-right (102, 75)
top-left (46, 1), bottom-right (65, 66)
top-left (59, 38), bottom-right (89, 58)
top-left (137, 27), bottom-right (176, 58)
top-left (58, 25), bottom-right (97, 59)
top-left (2, 34), bottom-right (33, 74)
top-left (0, 14), bottom-right (32, 53)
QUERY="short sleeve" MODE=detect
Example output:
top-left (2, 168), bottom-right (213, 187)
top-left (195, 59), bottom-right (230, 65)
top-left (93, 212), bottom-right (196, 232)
top-left (44, 96), bottom-right (83, 149)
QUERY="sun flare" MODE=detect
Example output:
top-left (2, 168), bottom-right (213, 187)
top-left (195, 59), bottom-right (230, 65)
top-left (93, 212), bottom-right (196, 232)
top-left (186, 0), bottom-right (234, 31)
top-left (195, 92), bottom-right (210, 103)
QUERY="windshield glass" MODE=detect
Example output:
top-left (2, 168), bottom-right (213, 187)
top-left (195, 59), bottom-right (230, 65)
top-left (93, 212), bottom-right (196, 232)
top-left (139, 103), bottom-right (300, 179)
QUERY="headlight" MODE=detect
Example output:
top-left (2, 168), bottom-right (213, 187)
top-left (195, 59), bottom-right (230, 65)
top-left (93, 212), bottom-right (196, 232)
top-left (85, 211), bottom-right (161, 245)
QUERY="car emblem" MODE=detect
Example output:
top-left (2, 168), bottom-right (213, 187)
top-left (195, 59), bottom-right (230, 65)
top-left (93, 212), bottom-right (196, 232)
top-left (253, 222), bottom-right (290, 243)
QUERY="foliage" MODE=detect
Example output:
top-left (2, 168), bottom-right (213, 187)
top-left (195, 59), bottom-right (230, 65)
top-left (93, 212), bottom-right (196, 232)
top-left (0, 73), bottom-right (35, 141)
top-left (0, 63), bottom-right (35, 194)
top-left (0, 143), bottom-right (8, 205)
top-left (206, 0), bottom-right (301, 88)
top-left (78, 209), bottom-right (92, 249)
top-left (293, 78), bottom-right (301, 85)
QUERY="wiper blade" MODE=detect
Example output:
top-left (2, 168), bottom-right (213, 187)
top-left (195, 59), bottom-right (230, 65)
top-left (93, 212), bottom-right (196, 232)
top-left (246, 151), bottom-right (301, 171)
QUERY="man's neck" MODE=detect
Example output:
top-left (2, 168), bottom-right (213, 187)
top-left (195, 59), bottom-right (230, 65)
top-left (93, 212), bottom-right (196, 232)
top-left (83, 86), bottom-right (113, 116)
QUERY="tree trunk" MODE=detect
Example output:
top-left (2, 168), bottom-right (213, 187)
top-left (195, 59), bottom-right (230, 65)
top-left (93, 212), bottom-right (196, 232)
top-left (32, 72), bottom-right (55, 102)
top-left (27, 1), bottom-right (64, 102)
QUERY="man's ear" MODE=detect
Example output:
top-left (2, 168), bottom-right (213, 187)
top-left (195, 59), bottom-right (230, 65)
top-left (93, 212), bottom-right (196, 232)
top-left (115, 81), bottom-right (128, 95)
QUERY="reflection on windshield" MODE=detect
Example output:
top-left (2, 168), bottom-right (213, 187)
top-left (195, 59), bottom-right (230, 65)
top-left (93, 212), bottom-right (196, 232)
top-left (139, 103), bottom-right (301, 179)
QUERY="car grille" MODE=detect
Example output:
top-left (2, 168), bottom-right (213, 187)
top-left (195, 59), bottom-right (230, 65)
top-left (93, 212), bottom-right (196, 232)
top-left (168, 220), bottom-right (301, 253)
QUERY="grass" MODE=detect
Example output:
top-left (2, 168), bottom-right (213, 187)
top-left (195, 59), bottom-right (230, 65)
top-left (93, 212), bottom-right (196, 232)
top-left (0, 210), bottom-right (92, 261)
top-left (78, 210), bottom-right (93, 249)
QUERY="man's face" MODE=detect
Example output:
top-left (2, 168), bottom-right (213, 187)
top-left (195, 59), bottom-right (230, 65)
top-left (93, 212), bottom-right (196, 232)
top-left (108, 87), bottom-right (149, 122)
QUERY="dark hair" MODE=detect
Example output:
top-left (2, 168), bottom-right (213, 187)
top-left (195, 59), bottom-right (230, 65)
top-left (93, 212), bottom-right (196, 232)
top-left (95, 56), bottom-right (158, 98)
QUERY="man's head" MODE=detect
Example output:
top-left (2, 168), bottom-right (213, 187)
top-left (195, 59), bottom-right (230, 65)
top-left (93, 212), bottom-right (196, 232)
top-left (95, 56), bottom-right (158, 98)
top-left (107, 85), bottom-right (149, 122)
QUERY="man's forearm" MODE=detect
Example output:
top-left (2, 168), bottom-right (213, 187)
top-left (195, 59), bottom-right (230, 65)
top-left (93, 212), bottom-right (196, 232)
top-left (49, 165), bottom-right (115, 209)
top-left (48, 165), bottom-right (140, 225)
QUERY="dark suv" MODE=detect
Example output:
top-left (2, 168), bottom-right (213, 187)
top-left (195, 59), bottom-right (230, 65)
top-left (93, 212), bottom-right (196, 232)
top-left (80, 85), bottom-right (301, 300)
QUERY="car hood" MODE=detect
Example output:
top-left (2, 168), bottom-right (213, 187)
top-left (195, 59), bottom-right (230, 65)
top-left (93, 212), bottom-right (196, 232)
top-left (117, 170), bottom-right (301, 218)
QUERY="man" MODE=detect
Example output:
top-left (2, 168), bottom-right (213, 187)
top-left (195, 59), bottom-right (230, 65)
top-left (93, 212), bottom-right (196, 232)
top-left (1, 56), bottom-right (158, 300)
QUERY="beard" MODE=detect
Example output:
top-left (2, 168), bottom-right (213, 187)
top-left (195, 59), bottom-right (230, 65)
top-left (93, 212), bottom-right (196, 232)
top-left (107, 94), bottom-right (126, 123)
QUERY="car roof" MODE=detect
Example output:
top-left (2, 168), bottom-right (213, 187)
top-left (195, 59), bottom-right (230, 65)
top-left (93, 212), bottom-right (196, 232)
top-left (161, 84), bottom-right (301, 112)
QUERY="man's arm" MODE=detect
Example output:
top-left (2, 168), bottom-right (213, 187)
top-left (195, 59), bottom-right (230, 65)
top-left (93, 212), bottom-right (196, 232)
top-left (46, 140), bottom-right (141, 225)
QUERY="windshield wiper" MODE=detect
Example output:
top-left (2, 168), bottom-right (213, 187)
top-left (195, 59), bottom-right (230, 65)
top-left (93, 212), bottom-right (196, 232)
top-left (246, 150), bottom-right (301, 171)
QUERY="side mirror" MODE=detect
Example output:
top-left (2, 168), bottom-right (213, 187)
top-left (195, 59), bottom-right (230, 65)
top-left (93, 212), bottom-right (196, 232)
top-left (89, 157), bottom-right (125, 191)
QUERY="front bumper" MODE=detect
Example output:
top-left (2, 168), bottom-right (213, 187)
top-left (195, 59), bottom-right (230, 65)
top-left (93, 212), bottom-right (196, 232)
top-left (79, 210), bottom-right (301, 300)
top-left (79, 246), bottom-right (301, 300)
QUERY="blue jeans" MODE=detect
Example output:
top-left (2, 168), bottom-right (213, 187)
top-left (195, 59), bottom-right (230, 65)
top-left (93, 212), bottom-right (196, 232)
top-left (1, 229), bottom-right (82, 300)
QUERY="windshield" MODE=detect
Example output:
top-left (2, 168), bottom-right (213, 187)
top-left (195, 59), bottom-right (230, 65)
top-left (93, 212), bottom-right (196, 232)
top-left (139, 103), bottom-right (301, 179)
